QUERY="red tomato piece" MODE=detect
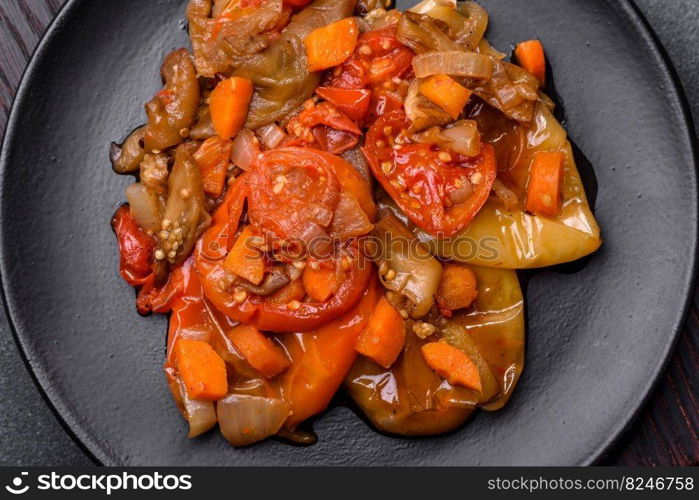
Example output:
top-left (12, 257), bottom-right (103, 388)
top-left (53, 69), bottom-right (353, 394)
top-left (369, 88), bottom-right (405, 121)
top-left (287, 101), bottom-right (361, 154)
top-left (193, 148), bottom-right (375, 332)
top-left (111, 205), bottom-right (155, 286)
top-left (324, 28), bottom-right (414, 90)
top-left (246, 147), bottom-right (342, 244)
top-left (363, 111), bottom-right (497, 237)
top-left (315, 87), bottom-right (371, 122)
top-left (312, 126), bottom-right (359, 154)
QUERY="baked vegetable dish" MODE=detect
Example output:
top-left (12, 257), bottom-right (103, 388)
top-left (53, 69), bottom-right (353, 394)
top-left (110, 0), bottom-right (601, 446)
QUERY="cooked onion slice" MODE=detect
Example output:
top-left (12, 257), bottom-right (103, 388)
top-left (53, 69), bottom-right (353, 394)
top-left (413, 120), bottom-right (481, 157)
top-left (125, 183), bottom-right (162, 233)
top-left (442, 121), bottom-right (481, 156)
top-left (408, 0), bottom-right (457, 13)
top-left (330, 193), bottom-right (374, 240)
top-left (413, 51), bottom-right (493, 79)
top-left (167, 372), bottom-right (217, 438)
top-left (491, 178), bottom-right (519, 210)
top-left (453, 1), bottom-right (489, 50)
top-left (217, 395), bottom-right (290, 447)
top-left (470, 60), bottom-right (539, 123)
top-left (230, 129), bottom-right (259, 170)
top-left (256, 124), bottom-right (287, 150)
top-left (396, 12), bottom-right (460, 54)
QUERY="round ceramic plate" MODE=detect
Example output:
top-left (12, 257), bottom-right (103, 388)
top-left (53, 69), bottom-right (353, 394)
top-left (0, 0), bottom-right (696, 465)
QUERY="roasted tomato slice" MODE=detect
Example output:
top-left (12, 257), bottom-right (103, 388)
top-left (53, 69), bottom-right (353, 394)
top-left (324, 28), bottom-right (414, 90)
top-left (111, 204), bottom-right (155, 286)
top-left (363, 111), bottom-right (497, 237)
top-left (194, 147), bottom-right (374, 332)
top-left (247, 147), bottom-right (343, 247)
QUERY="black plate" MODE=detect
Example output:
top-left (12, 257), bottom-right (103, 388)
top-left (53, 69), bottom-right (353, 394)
top-left (0, 0), bottom-right (696, 466)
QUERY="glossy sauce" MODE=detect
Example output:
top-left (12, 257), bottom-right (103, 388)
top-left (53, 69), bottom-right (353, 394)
top-left (345, 265), bottom-right (524, 435)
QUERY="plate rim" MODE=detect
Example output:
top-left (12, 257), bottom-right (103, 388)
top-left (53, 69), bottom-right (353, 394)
top-left (586, 0), bottom-right (699, 463)
top-left (0, 0), bottom-right (696, 466)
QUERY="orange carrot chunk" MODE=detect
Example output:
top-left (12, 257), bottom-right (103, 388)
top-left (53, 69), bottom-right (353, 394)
top-left (526, 151), bottom-right (564, 217)
top-left (223, 226), bottom-right (265, 285)
top-left (302, 265), bottom-right (343, 302)
top-left (174, 338), bottom-right (228, 400)
top-left (228, 324), bottom-right (291, 379)
top-left (436, 263), bottom-right (478, 315)
top-left (419, 74), bottom-right (473, 119)
top-left (355, 296), bottom-right (405, 368)
top-left (514, 39), bottom-right (546, 85)
top-left (304, 18), bottom-right (359, 72)
top-left (193, 136), bottom-right (233, 197)
top-left (421, 342), bottom-right (482, 392)
top-left (209, 77), bottom-right (254, 140)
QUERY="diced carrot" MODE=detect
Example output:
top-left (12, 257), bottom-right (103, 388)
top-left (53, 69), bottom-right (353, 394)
top-left (526, 151), bottom-right (564, 216)
top-left (315, 87), bottom-right (371, 122)
top-left (435, 263), bottom-right (478, 316)
top-left (193, 136), bottom-right (233, 197)
top-left (209, 77), bottom-right (254, 140)
top-left (421, 342), bottom-right (482, 392)
top-left (174, 338), bottom-right (228, 400)
top-left (302, 265), bottom-right (344, 302)
top-left (514, 39), bottom-right (546, 84)
top-left (223, 226), bottom-right (265, 285)
top-left (228, 324), bottom-right (290, 378)
top-left (355, 296), bottom-right (405, 368)
top-left (268, 278), bottom-right (306, 305)
top-left (419, 74), bottom-right (472, 120)
top-left (304, 18), bottom-right (359, 72)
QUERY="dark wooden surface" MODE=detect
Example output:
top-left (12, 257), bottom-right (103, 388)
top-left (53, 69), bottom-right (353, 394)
top-left (0, 0), bottom-right (697, 466)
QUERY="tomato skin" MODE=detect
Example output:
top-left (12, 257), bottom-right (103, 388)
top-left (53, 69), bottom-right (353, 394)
top-left (363, 111), bottom-right (497, 237)
top-left (324, 28), bottom-right (414, 91)
top-left (283, 0), bottom-right (311, 7)
top-left (287, 101), bottom-right (361, 154)
top-left (112, 205), bottom-right (155, 286)
top-left (369, 88), bottom-right (404, 121)
top-left (294, 102), bottom-right (361, 136)
top-left (247, 147), bottom-right (342, 245)
top-left (194, 148), bottom-right (375, 331)
top-left (315, 87), bottom-right (371, 123)
top-left (312, 126), bottom-right (358, 154)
